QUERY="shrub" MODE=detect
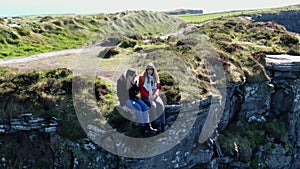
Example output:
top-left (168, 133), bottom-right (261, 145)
top-left (7, 31), bottom-right (19, 40)
top-left (287, 45), bottom-right (300, 55)
top-left (159, 71), bottom-right (181, 104)
top-left (14, 27), bottom-right (30, 36)
top-left (280, 34), bottom-right (299, 47)
top-left (52, 20), bottom-right (63, 26)
top-left (40, 16), bottom-right (54, 22)
top-left (223, 43), bottom-right (243, 53)
top-left (12, 71), bottom-right (40, 87)
top-left (42, 68), bottom-right (72, 79)
top-left (224, 20), bottom-right (237, 28)
top-left (95, 79), bottom-right (110, 101)
top-left (133, 46), bottom-right (143, 52)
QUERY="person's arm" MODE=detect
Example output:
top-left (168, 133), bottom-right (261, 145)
top-left (152, 82), bottom-right (161, 99)
top-left (128, 85), bottom-right (135, 100)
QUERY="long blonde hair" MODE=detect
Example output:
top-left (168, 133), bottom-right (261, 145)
top-left (142, 62), bottom-right (159, 84)
top-left (125, 68), bottom-right (137, 90)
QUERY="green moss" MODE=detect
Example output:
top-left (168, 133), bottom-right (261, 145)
top-left (219, 117), bottom-right (289, 162)
top-left (256, 83), bottom-right (274, 94)
top-left (0, 67), bottom-right (119, 140)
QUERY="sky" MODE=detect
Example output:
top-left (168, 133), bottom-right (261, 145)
top-left (1, 0), bottom-right (300, 17)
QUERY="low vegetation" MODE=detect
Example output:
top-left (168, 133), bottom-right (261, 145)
top-left (0, 67), bottom-right (114, 140)
top-left (198, 16), bottom-right (300, 83)
top-left (218, 116), bottom-right (289, 166)
top-left (0, 11), bottom-right (181, 58)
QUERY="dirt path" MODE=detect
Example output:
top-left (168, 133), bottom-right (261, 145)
top-left (0, 45), bottom-right (127, 83)
top-left (0, 28), bottom-right (189, 83)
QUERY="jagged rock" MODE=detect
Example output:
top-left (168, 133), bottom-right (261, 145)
top-left (239, 82), bottom-right (274, 118)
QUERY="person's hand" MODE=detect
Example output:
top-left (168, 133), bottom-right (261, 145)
top-left (149, 95), bottom-right (155, 100)
top-left (150, 94), bottom-right (158, 100)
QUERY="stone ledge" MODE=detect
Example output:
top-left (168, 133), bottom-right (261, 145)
top-left (266, 55), bottom-right (300, 71)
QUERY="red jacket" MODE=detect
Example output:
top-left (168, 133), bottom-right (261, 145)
top-left (139, 75), bottom-right (161, 98)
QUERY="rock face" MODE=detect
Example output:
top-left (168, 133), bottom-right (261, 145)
top-left (0, 98), bottom-right (218, 169)
top-left (266, 56), bottom-right (300, 148)
top-left (251, 10), bottom-right (300, 34)
top-left (252, 55), bottom-right (300, 168)
top-left (1, 59), bottom-right (300, 168)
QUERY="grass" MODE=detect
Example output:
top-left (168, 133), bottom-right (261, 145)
top-left (178, 6), bottom-right (300, 23)
top-left (0, 11), bottom-right (182, 58)
top-left (0, 67), bottom-right (116, 140)
top-left (196, 16), bottom-right (300, 83)
top-left (178, 12), bottom-right (245, 23)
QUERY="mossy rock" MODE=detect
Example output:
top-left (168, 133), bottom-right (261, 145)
top-left (119, 38), bottom-right (137, 48)
top-left (100, 36), bottom-right (123, 46)
top-left (98, 47), bottom-right (120, 59)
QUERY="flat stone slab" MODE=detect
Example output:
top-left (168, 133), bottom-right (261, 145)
top-left (266, 55), bottom-right (300, 71)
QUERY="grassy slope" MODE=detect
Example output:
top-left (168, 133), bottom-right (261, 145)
top-left (0, 11), bottom-right (182, 139)
top-left (0, 11), bottom-right (181, 58)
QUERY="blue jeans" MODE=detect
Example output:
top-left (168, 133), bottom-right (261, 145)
top-left (126, 99), bottom-right (149, 125)
top-left (127, 99), bottom-right (148, 112)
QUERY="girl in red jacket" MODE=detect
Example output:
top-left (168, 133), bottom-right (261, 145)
top-left (139, 63), bottom-right (166, 133)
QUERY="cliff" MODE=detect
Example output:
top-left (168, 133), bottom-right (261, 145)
top-left (251, 10), bottom-right (300, 34)
top-left (1, 58), bottom-right (299, 168)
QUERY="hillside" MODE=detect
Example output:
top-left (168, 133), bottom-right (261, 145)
top-left (0, 9), bottom-right (299, 113)
top-left (0, 11), bottom-right (181, 58)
